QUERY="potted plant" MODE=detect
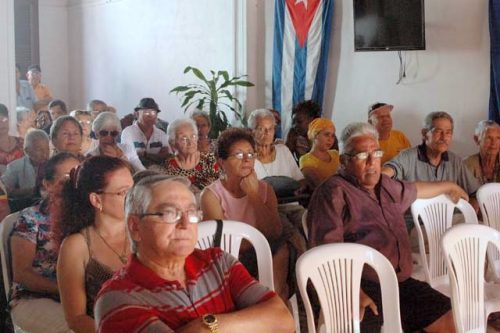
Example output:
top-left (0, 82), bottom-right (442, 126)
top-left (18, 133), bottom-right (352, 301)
top-left (170, 66), bottom-right (254, 138)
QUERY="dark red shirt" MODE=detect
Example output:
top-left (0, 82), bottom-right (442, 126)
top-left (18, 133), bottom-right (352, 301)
top-left (307, 171), bottom-right (417, 282)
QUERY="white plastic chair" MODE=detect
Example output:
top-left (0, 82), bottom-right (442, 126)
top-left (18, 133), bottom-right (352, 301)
top-left (477, 183), bottom-right (500, 281)
top-left (0, 212), bottom-right (19, 300)
top-left (196, 220), bottom-right (274, 291)
top-left (441, 223), bottom-right (500, 333)
top-left (411, 194), bottom-right (478, 295)
top-left (301, 209), bottom-right (308, 241)
top-left (0, 212), bottom-right (25, 332)
top-left (296, 243), bottom-right (403, 333)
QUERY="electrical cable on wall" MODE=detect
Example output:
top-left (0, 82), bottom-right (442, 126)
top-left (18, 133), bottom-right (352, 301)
top-left (396, 51), bottom-right (407, 84)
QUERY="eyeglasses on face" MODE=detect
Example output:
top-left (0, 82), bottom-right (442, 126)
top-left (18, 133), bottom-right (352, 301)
top-left (95, 189), bottom-right (129, 197)
top-left (346, 149), bottom-right (384, 161)
top-left (79, 120), bottom-right (92, 126)
top-left (139, 206), bottom-right (202, 224)
top-left (99, 130), bottom-right (120, 137)
top-left (229, 152), bottom-right (256, 160)
top-left (177, 134), bottom-right (198, 144)
top-left (255, 127), bottom-right (275, 134)
top-left (141, 110), bottom-right (157, 116)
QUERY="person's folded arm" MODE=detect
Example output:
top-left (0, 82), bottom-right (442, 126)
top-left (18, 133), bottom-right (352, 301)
top-left (11, 235), bottom-right (59, 294)
top-left (177, 295), bottom-right (294, 333)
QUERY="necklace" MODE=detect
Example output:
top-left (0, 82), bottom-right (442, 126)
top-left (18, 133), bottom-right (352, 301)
top-left (93, 227), bottom-right (128, 264)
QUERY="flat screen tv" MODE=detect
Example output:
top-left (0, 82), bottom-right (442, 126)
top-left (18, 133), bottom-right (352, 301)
top-left (354, 0), bottom-right (425, 51)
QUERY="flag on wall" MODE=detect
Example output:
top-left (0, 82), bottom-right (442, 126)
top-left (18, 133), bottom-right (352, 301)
top-left (489, 0), bottom-right (500, 123)
top-left (272, 0), bottom-right (334, 137)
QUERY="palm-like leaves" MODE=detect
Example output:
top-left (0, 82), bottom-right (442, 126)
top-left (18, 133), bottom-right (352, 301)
top-left (170, 66), bottom-right (254, 138)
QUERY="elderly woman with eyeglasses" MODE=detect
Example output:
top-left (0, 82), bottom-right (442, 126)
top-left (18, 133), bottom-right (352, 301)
top-left (464, 120), bottom-right (500, 184)
top-left (158, 118), bottom-right (220, 191)
top-left (86, 112), bottom-right (145, 172)
top-left (200, 128), bottom-right (291, 302)
top-left (52, 156), bottom-right (134, 333)
top-left (9, 152), bottom-right (80, 333)
top-left (299, 117), bottom-right (340, 189)
top-left (70, 110), bottom-right (95, 154)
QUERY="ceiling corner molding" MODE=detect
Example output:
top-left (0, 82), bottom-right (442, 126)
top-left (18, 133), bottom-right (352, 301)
top-left (67, 0), bottom-right (125, 8)
top-left (39, 0), bottom-right (69, 7)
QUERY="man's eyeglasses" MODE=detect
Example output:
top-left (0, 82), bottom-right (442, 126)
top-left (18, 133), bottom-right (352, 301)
top-left (229, 152), bottom-right (256, 160)
top-left (139, 206), bottom-right (203, 224)
top-left (99, 130), bottom-right (120, 137)
top-left (345, 149), bottom-right (384, 161)
top-left (177, 134), bottom-right (198, 144)
top-left (79, 120), bottom-right (92, 126)
top-left (141, 110), bottom-right (157, 116)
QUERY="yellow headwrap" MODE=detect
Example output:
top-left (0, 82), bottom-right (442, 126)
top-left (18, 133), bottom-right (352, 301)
top-left (307, 118), bottom-right (335, 141)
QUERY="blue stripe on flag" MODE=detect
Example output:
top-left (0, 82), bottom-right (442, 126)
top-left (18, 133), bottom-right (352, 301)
top-left (272, 0), bottom-right (285, 115)
top-left (293, 39), bottom-right (307, 107)
top-left (311, 0), bottom-right (334, 110)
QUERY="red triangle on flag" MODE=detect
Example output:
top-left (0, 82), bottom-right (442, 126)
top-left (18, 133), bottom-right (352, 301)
top-left (285, 0), bottom-right (321, 48)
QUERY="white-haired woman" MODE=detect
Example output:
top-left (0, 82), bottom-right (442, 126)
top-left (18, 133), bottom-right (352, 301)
top-left (2, 129), bottom-right (50, 211)
top-left (191, 110), bottom-right (216, 153)
top-left (159, 118), bottom-right (220, 191)
top-left (464, 120), bottom-right (500, 184)
top-left (86, 112), bottom-right (145, 172)
top-left (70, 110), bottom-right (94, 154)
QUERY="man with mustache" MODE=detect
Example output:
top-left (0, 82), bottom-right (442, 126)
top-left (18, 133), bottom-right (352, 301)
top-left (382, 111), bottom-right (480, 205)
top-left (307, 122), bottom-right (467, 332)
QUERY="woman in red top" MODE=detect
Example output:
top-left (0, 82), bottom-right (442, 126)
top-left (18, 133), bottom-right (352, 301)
top-left (0, 103), bottom-right (24, 175)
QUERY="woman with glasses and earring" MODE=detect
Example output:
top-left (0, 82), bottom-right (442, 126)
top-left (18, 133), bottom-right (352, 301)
top-left (70, 110), bottom-right (95, 154)
top-left (9, 152), bottom-right (80, 333)
top-left (200, 128), bottom-right (291, 303)
top-left (299, 117), bottom-right (340, 189)
top-left (53, 156), bottom-right (134, 333)
top-left (157, 118), bottom-right (220, 191)
top-left (86, 112), bottom-right (145, 172)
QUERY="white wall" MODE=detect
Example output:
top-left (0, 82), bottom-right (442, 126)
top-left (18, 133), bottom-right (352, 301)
top-left (0, 0), bottom-right (17, 134)
top-left (39, 0), bottom-right (69, 103)
top-left (322, 0), bottom-right (490, 157)
top-left (65, 0), bottom-right (241, 123)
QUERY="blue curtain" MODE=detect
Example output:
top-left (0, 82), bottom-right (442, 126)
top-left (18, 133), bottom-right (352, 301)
top-left (489, 0), bottom-right (500, 123)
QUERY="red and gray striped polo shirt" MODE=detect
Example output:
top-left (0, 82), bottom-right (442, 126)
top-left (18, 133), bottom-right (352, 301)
top-left (95, 248), bottom-right (275, 333)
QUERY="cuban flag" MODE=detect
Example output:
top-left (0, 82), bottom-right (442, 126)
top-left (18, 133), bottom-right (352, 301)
top-left (272, 0), bottom-right (334, 137)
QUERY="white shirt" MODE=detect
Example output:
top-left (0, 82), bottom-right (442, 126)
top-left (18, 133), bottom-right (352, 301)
top-left (254, 144), bottom-right (304, 181)
top-left (121, 122), bottom-right (170, 155)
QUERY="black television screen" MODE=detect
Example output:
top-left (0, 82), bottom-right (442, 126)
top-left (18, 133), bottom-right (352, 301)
top-left (354, 0), bottom-right (425, 51)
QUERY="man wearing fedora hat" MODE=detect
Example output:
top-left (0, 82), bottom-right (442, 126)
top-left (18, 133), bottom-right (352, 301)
top-left (121, 98), bottom-right (171, 166)
top-left (368, 102), bottom-right (411, 164)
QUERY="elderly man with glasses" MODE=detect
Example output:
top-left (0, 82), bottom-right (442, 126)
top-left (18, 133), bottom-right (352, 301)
top-left (307, 122), bottom-right (469, 333)
top-left (94, 175), bottom-right (294, 333)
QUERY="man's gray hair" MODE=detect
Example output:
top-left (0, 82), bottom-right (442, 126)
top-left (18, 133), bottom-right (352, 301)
top-left (92, 111), bottom-right (122, 133)
top-left (125, 175), bottom-right (192, 253)
top-left (167, 118), bottom-right (198, 146)
top-left (87, 99), bottom-right (107, 111)
top-left (340, 122), bottom-right (379, 155)
top-left (247, 109), bottom-right (275, 130)
top-left (16, 106), bottom-right (32, 122)
top-left (474, 120), bottom-right (499, 141)
top-left (422, 111), bottom-right (454, 131)
top-left (191, 110), bottom-right (211, 128)
top-left (24, 129), bottom-right (49, 150)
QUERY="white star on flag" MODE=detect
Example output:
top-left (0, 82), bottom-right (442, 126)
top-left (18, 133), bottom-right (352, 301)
top-left (295, 0), bottom-right (308, 9)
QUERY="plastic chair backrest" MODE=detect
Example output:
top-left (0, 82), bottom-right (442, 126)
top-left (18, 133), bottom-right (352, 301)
top-left (302, 209), bottom-right (308, 241)
top-left (411, 194), bottom-right (478, 288)
top-left (0, 212), bottom-right (19, 299)
top-left (477, 183), bottom-right (500, 278)
top-left (196, 220), bottom-right (274, 291)
top-left (441, 223), bottom-right (500, 333)
top-left (296, 243), bottom-right (403, 333)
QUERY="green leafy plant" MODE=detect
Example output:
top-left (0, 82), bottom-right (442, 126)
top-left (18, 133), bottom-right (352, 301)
top-left (170, 66), bottom-right (254, 138)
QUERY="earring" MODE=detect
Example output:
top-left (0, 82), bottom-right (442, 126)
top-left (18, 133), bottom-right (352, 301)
top-left (98, 205), bottom-right (103, 212)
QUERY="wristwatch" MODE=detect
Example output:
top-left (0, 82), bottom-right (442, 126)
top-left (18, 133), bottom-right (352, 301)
top-left (202, 314), bottom-right (219, 333)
